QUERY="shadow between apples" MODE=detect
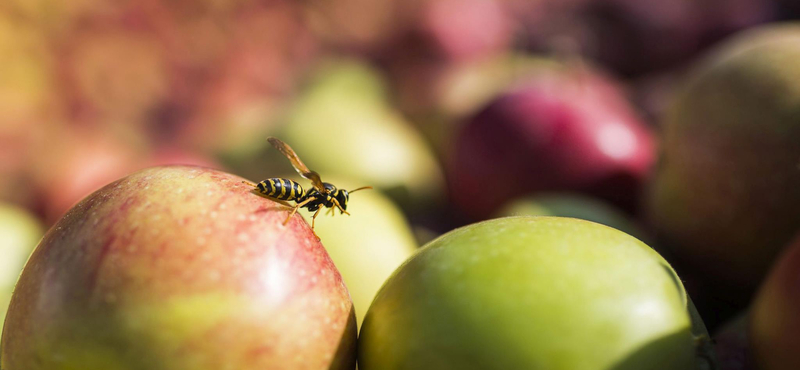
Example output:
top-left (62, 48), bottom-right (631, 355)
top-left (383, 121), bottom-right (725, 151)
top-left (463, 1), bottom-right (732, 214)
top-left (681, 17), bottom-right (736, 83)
top-left (329, 305), bottom-right (358, 370)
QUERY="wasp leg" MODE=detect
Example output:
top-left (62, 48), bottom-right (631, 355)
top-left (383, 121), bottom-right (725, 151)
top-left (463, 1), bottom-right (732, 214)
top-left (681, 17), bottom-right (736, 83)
top-left (241, 180), bottom-right (257, 187)
top-left (310, 208), bottom-right (323, 239)
top-left (283, 197), bottom-right (314, 226)
top-left (331, 198), bottom-right (350, 216)
top-left (311, 208), bottom-right (323, 228)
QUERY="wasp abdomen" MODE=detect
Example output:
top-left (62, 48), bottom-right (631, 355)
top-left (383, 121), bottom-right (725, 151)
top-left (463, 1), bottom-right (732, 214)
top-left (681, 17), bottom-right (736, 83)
top-left (256, 178), bottom-right (304, 201)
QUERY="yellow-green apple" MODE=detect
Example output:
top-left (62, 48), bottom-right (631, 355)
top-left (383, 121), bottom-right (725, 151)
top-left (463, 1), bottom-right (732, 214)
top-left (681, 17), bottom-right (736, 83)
top-left (311, 177), bottom-right (418, 327)
top-left (647, 24), bottom-right (800, 300)
top-left (0, 204), bottom-right (44, 330)
top-left (359, 216), bottom-right (710, 370)
top-left (1, 166), bottom-right (356, 370)
top-left (280, 60), bottom-right (444, 207)
top-left (448, 62), bottom-right (655, 219)
top-left (750, 233), bottom-right (800, 370)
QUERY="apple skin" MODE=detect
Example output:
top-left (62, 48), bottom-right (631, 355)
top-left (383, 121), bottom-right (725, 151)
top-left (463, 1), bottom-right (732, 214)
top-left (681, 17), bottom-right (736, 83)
top-left (647, 24), bottom-right (800, 300)
top-left (448, 63), bottom-right (655, 219)
top-left (359, 216), bottom-right (703, 370)
top-left (750, 233), bottom-right (800, 370)
top-left (1, 166), bottom-right (356, 370)
top-left (0, 204), bottom-right (44, 331)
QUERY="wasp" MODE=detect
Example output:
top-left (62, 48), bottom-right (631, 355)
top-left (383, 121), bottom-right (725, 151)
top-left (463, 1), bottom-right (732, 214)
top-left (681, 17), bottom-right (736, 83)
top-left (243, 137), bottom-right (371, 235)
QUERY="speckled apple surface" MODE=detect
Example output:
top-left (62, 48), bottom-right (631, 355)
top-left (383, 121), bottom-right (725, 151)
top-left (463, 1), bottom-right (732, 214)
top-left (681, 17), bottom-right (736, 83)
top-left (359, 217), bottom-right (697, 370)
top-left (1, 166), bottom-right (356, 370)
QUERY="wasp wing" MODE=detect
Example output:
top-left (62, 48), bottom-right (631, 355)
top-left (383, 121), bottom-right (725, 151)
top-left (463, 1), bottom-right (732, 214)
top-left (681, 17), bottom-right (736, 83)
top-left (267, 137), bottom-right (327, 194)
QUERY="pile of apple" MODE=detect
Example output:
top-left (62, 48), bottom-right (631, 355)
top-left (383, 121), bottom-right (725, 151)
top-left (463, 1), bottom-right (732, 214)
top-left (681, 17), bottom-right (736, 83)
top-left (1, 1), bottom-right (800, 369)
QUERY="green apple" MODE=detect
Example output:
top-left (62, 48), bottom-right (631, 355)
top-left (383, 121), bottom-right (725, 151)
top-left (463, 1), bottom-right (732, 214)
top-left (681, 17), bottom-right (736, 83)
top-left (359, 216), bottom-right (708, 370)
top-left (311, 177), bottom-right (418, 327)
top-left (1, 166), bottom-right (356, 370)
top-left (0, 204), bottom-right (44, 330)
top-left (280, 59), bottom-right (444, 207)
top-left (496, 192), bottom-right (646, 241)
top-left (648, 23), bottom-right (800, 296)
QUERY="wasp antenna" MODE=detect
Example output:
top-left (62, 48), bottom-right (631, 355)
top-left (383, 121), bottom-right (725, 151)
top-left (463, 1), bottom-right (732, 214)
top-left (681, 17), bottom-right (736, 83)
top-left (348, 186), bottom-right (373, 193)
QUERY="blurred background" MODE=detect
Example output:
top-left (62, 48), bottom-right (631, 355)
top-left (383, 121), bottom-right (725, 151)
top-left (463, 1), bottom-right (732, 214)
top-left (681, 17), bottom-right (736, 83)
top-left (2, 0), bottom-right (800, 340)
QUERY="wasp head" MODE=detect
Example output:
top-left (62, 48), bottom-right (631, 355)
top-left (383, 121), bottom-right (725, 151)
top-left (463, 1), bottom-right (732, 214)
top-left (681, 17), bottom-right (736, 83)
top-left (333, 189), bottom-right (349, 213)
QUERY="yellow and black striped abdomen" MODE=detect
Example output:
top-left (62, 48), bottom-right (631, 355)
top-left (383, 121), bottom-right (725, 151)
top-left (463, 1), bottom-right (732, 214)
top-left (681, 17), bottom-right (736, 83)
top-left (256, 178), bottom-right (304, 201)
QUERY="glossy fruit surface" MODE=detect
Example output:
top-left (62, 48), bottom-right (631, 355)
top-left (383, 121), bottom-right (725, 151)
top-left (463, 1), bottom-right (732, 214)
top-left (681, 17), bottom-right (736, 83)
top-left (359, 216), bottom-right (698, 370)
top-left (1, 166), bottom-right (356, 370)
top-left (448, 63), bottom-right (655, 219)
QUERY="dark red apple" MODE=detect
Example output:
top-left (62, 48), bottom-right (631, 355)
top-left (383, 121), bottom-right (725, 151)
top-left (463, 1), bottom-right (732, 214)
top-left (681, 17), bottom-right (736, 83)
top-left (447, 62), bottom-right (655, 219)
top-left (1, 166), bottom-right (356, 369)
